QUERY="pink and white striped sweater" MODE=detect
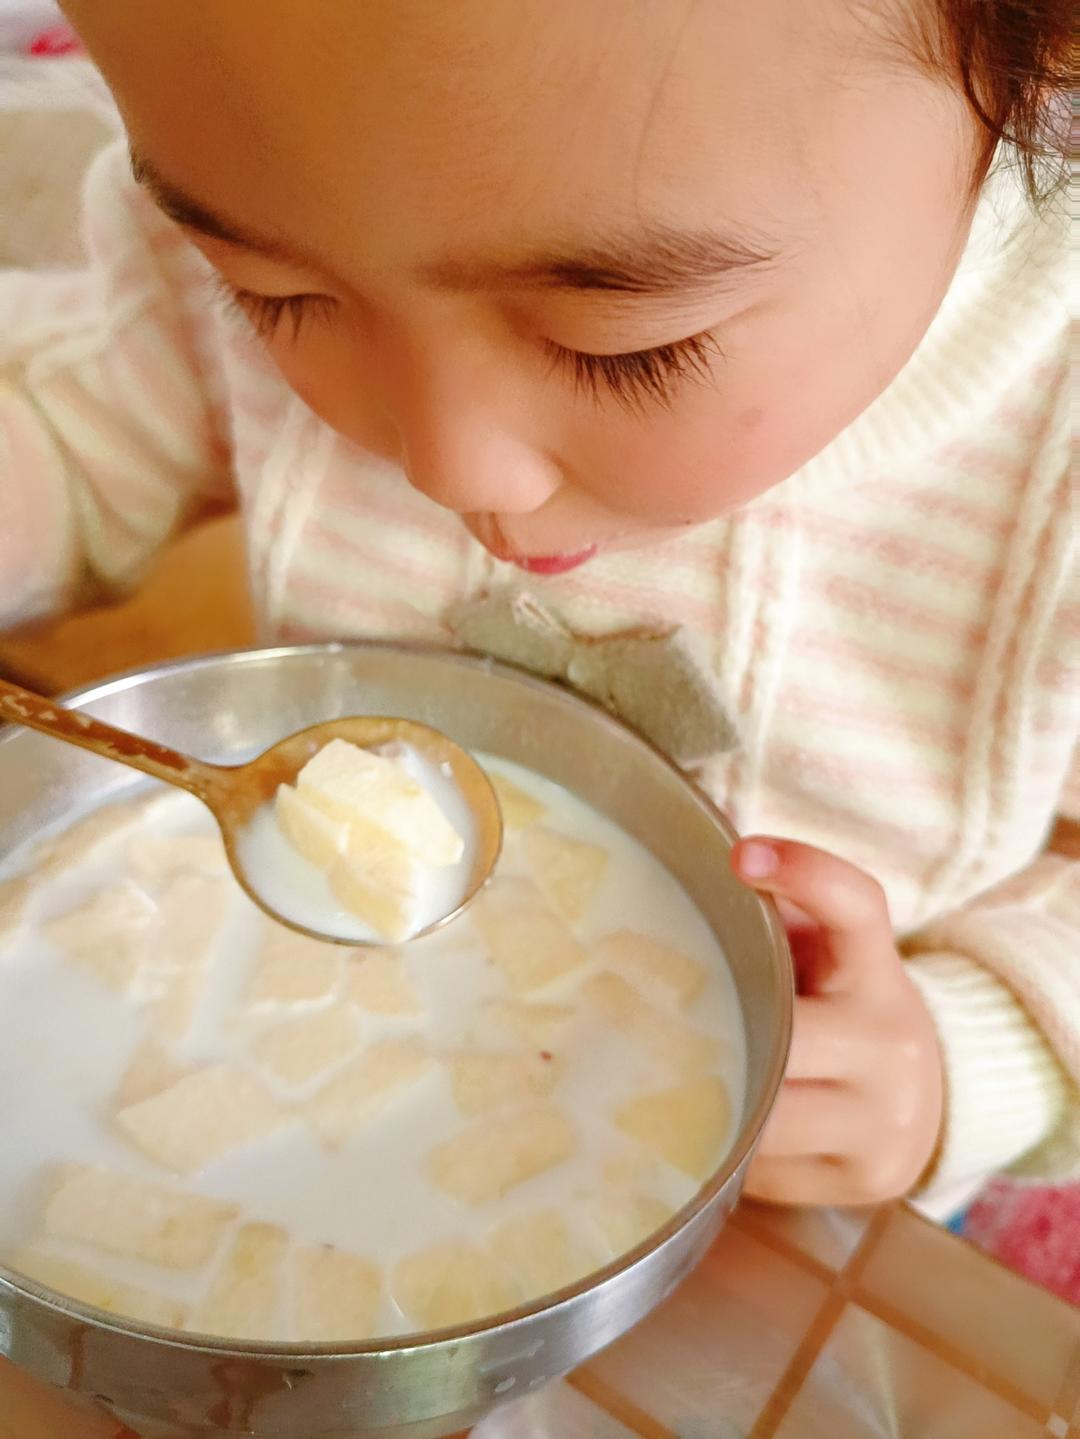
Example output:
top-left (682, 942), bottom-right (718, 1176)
top-left (1, 141), bottom-right (1076, 1215)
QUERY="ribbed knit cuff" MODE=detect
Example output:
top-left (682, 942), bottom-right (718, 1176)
top-left (905, 951), bottom-right (1068, 1219)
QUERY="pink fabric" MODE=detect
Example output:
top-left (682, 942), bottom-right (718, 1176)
top-left (964, 1180), bottom-right (1080, 1304)
top-left (27, 25), bottom-right (81, 57)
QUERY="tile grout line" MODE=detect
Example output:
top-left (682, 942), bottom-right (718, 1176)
top-left (744, 1205), bottom-right (896, 1439)
top-left (727, 1210), bottom-right (839, 1285)
top-left (735, 1205), bottom-right (1068, 1427)
top-left (484, 1202), bottom-right (1073, 1439)
top-left (567, 1368), bottom-right (680, 1439)
top-left (1049, 1333), bottom-right (1080, 1432)
top-left (849, 1285), bottom-right (1048, 1424)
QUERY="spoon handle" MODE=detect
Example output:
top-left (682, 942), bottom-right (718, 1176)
top-left (0, 678), bottom-right (226, 801)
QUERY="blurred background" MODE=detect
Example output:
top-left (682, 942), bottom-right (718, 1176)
top-left (0, 30), bottom-right (254, 692)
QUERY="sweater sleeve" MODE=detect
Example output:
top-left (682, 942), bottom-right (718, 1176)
top-left (902, 777), bottom-right (1080, 1218)
top-left (0, 139), bottom-right (232, 628)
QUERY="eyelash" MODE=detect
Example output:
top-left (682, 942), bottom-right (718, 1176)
top-left (544, 332), bottom-right (720, 412)
top-left (213, 281), bottom-right (338, 341)
top-left (214, 280), bottom-right (719, 410)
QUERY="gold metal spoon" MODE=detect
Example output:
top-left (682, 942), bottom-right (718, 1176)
top-left (0, 678), bottom-right (502, 945)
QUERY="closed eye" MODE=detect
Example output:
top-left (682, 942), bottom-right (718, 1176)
top-left (211, 275), bottom-right (720, 412)
top-left (544, 332), bottom-right (720, 412)
top-left (211, 279), bottom-right (338, 341)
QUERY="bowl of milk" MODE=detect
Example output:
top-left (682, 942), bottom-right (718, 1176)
top-left (0, 643), bottom-right (792, 1439)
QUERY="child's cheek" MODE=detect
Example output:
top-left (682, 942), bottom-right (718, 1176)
top-left (267, 332), bottom-right (401, 463)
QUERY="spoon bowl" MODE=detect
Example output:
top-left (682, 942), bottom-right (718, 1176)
top-left (0, 679), bottom-right (502, 944)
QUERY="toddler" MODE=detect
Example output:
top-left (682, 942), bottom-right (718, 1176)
top-left (0, 0), bottom-right (1074, 1219)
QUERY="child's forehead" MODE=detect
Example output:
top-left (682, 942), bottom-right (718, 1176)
top-left (65, 0), bottom-right (947, 279)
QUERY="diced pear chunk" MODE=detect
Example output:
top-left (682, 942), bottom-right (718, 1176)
top-left (252, 1004), bottom-right (360, 1087)
top-left (113, 1038), bottom-right (190, 1108)
top-left (448, 1051), bottom-right (558, 1117)
top-left (44, 1164), bottom-right (237, 1267)
top-left (586, 1191), bottom-right (674, 1256)
top-left (294, 739), bottom-right (463, 864)
top-left (276, 740), bottom-right (466, 941)
top-left (592, 930), bottom-right (707, 1010)
top-left (487, 771), bottom-right (546, 828)
top-left (191, 1224), bottom-right (287, 1340)
top-left (43, 882), bottom-right (155, 994)
top-left (581, 972), bottom-right (719, 1075)
top-left (490, 1210), bottom-right (598, 1301)
top-left (329, 835), bottom-right (419, 943)
top-left (307, 1037), bottom-right (432, 1148)
top-left (293, 1244), bottom-right (382, 1341)
top-left (34, 795), bottom-right (164, 875)
top-left (523, 827), bottom-right (607, 922)
top-left (475, 997), bottom-right (575, 1051)
top-left (276, 783), bottom-right (348, 869)
top-left (143, 874), bottom-right (229, 1043)
top-left (245, 922), bottom-right (345, 1007)
top-left (429, 1105), bottom-right (576, 1206)
top-left (472, 878), bottom-right (587, 993)
top-left (116, 1065), bottom-right (288, 1174)
top-left (393, 1240), bottom-right (518, 1330)
top-left (614, 1076), bottom-right (731, 1181)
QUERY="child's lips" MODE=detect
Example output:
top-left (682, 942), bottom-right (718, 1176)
top-left (512, 548), bottom-right (598, 575)
top-left (474, 517), bottom-right (598, 574)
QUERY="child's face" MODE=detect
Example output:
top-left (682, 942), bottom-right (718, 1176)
top-left (69, 0), bottom-right (977, 569)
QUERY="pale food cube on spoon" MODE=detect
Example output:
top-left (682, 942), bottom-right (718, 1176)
top-left (270, 738), bottom-right (469, 943)
top-left (285, 739), bottom-right (464, 863)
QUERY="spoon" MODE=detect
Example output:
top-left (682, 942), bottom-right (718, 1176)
top-left (0, 678), bottom-right (502, 946)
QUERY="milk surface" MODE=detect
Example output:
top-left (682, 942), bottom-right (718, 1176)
top-left (0, 757), bottom-right (746, 1341)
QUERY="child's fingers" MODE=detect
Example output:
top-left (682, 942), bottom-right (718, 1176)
top-left (754, 1082), bottom-right (864, 1160)
top-left (771, 894), bottom-right (816, 930)
top-left (731, 836), bottom-right (897, 995)
top-left (784, 998), bottom-right (864, 1081)
top-left (743, 1154), bottom-right (860, 1208)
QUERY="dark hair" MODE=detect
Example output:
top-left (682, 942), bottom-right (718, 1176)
top-left (931, 0), bottom-right (1072, 203)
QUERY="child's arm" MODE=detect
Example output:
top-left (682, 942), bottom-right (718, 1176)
top-left (900, 768), bottom-right (1079, 1213)
top-left (0, 141), bottom-right (232, 630)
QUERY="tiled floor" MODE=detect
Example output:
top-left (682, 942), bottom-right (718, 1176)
top-left (477, 1199), bottom-right (1080, 1439)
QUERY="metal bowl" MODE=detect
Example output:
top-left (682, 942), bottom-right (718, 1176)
top-left (0, 643), bottom-right (791, 1439)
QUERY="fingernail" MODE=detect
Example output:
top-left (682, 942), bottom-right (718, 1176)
top-left (738, 841), bottom-right (779, 879)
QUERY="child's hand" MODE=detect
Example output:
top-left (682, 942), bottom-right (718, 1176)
top-left (731, 837), bottom-right (944, 1207)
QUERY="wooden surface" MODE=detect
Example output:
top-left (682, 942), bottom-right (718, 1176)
top-left (0, 1358), bottom-right (132, 1439)
top-left (0, 514), bottom-right (255, 694)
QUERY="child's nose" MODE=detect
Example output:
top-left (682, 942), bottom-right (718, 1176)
top-left (399, 414), bottom-right (563, 516)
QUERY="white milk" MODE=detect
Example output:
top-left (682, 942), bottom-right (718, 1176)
top-left (0, 758), bottom-right (746, 1341)
top-left (238, 746), bottom-right (478, 943)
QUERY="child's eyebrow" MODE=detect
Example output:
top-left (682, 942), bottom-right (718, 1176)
top-left (131, 150), bottom-right (778, 298)
top-left (130, 152), bottom-right (301, 262)
top-left (420, 227), bottom-right (779, 297)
